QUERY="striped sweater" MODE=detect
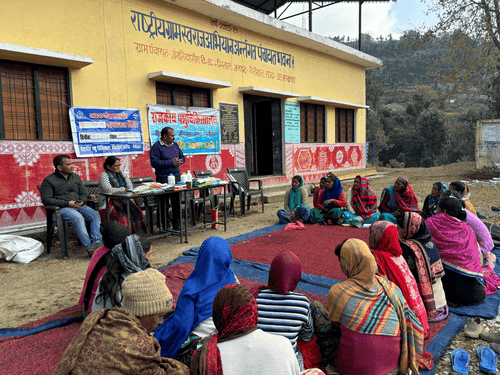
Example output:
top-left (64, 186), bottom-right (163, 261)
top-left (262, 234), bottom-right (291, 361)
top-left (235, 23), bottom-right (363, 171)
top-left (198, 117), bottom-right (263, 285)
top-left (255, 289), bottom-right (314, 353)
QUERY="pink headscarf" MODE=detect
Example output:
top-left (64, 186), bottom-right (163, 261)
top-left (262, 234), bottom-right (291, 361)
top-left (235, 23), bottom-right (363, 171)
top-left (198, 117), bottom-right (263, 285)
top-left (252, 251), bottom-right (302, 296)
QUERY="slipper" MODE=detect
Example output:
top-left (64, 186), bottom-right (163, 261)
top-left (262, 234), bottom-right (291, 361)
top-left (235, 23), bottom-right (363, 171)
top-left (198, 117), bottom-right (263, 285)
top-left (464, 317), bottom-right (483, 339)
top-left (451, 349), bottom-right (469, 375)
top-left (492, 206), bottom-right (500, 212)
top-left (477, 345), bottom-right (497, 374)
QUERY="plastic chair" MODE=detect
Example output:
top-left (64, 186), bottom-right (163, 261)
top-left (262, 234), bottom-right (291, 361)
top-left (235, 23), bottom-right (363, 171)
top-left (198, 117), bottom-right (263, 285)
top-left (129, 176), bottom-right (158, 234)
top-left (37, 185), bottom-right (70, 259)
top-left (82, 180), bottom-right (99, 211)
top-left (193, 170), bottom-right (222, 211)
top-left (226, 167), bottom-right (264, 216)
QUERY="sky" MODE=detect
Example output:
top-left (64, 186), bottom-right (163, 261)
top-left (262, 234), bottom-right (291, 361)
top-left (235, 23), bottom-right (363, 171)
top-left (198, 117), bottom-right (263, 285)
top-left (281, 0), bottom-right (440, 40)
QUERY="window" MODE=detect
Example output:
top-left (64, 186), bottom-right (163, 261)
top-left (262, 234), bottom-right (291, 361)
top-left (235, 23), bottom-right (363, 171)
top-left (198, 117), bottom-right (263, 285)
top-left (156, 82), bottom-right (210, 107)
top-left (336, 108), bottom-right (355, 143)
top-left (0, 61), bottom-right (71, 140)
top-left (300, 103), bottom-right (325, 143)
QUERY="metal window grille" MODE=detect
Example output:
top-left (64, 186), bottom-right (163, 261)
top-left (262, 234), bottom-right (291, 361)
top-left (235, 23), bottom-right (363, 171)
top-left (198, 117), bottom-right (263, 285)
top-left (156, 82), bottom-right (210, 107)
top-left (0, 61), bottom-right (70, 140)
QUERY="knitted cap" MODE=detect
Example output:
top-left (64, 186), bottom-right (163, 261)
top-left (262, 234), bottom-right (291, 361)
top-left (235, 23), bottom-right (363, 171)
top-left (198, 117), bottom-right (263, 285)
top-left (121, 268), bottom-right (173, 317)
top-left (100, 221), bottom-right (130, 249)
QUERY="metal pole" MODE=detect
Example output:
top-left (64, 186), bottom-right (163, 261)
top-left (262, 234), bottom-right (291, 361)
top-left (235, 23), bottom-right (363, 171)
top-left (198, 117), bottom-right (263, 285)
top-left (309, 0), bottom-right (312, 32)
top-left (358, 1), bottom-right (363, 51)
top-left (274, 0), bottom-right (277, 18)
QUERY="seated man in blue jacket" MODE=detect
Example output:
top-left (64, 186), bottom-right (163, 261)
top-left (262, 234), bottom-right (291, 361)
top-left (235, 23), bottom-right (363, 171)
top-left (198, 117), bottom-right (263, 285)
top-left (40, 154), bottom-right (102, 255)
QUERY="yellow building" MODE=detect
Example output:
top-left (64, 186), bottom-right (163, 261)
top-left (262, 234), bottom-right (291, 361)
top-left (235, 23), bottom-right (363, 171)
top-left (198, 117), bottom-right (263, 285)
top-left (0, 0), bottom-right (381, 230)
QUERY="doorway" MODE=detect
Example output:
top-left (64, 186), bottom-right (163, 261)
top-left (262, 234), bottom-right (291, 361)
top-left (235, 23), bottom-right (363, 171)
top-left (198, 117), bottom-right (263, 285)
top-left (243, 94), bottom-right (282, 176)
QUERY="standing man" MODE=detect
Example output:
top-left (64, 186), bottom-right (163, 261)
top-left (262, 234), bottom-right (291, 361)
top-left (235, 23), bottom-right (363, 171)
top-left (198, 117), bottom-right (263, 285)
top-left (150, 126), bottom-right (185, 230)
top-left (40, 154), bottom-right (103, 255)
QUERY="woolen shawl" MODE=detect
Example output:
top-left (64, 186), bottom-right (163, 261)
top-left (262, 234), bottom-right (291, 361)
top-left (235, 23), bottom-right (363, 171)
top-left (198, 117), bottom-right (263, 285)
top-left (383, 177), bottom-right (419, 213)
top-left (351, 175), bottom-right (378, 218)
top-left (426, 213), bottom-right (500, 295)
top-left (154, 237), bottom-right (236, 358)
top-left (328, 239), bottom-right (424, 375)
top-left (322, 176), bottom-right (343, 209)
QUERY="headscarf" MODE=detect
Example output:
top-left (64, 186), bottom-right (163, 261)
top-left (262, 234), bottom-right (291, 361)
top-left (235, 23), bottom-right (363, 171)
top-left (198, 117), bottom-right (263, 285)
top-left (191, 284), bottom-right (258, 375)
top-left (252, 251), bottom-right (302, 297)
top-left (427, 182), bottom-right (448, 217)
top-left (383, 177), bottom-right (419, 213)
top-left (351, 175), bottom-right (378, 219)
top-left (154, 237), bottom-right (236, 358)
top-left (398, 212), bottom-right (444, 319)
top-left (426, 213), bottom-right (500, 295)
top-left (369, 222), bottom-right (413, 314)
top-left (289, 176), bottom-right (303, 211)
top-left (110, 234), bottom-right (151, 275)
top-left (323, 176), bottom-right (343, 209)
top-left (328, 239), bottom-right (423, 375)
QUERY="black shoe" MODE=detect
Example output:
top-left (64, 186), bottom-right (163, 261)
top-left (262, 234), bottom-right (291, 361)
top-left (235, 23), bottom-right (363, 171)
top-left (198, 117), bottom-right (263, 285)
top-left (85, 242), bottom-right (102, 257)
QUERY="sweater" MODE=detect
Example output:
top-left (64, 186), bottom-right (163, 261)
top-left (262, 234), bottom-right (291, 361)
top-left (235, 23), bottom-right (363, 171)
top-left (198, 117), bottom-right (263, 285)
top-left (97, 172), bottom-right (133, 210)
top-left (40, 172), bottom-right (87, 207)
top-left (150, 141), bottom-right (185, 178)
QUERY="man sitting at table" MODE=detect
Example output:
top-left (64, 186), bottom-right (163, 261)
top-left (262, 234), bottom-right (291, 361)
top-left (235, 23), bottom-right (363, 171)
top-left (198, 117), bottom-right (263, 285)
top-left (40, 154), bottom-right (102, 255)
top-left (150, 126), bottom-right (185, 230)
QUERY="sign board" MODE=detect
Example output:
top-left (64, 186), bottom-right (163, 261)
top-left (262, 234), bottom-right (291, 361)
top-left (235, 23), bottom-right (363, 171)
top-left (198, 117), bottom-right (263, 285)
top-left (69, 107), bottom-right (143, 157)
top-left (219, 103), bottom-right (239, 144)
top-left (147, 104), bottom-right (220, 155)
top-left (476, 120), bottom-right (500, 169)
top-left (284, 102), bottom-right (300, 143)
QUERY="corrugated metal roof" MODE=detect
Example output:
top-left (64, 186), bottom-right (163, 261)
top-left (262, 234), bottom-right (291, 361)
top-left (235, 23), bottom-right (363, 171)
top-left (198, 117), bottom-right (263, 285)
top-left (230, 0), bottom-right (391, 16)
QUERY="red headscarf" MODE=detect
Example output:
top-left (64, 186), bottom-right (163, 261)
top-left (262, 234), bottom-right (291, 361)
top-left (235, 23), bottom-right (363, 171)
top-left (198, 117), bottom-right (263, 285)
top-left (369, 221), bottom-right (413, 311)
top-left (394, 177), bottom-right (419, 212)
top-left (191, 284), bottom-right (258, 375)
top-left (252, 251), bottom-right (302, 297)
top-left (351, 175), bottom-right (378, 219)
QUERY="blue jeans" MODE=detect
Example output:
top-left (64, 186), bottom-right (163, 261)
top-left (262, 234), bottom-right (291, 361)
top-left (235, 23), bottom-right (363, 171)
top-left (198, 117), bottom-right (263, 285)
top-left (58, 206), bottom-right (102, 248)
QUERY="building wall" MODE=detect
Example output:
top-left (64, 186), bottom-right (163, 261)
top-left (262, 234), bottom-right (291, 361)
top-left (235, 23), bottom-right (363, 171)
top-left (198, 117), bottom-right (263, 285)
top-left (0, 0), bottom-right (370, 228)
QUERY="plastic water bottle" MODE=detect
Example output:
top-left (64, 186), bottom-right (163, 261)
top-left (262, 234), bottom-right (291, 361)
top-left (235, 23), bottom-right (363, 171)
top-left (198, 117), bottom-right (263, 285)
top-left (180, 172), bottom-right (187, 183)
top-left (186, 170), bottom-right (192, 188)
top-left (168, 173), bottom-right (175, 186)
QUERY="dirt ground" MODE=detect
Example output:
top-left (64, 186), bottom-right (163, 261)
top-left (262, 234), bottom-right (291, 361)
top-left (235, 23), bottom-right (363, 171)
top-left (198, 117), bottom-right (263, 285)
top-left (1, 161), bottom-right (499, 371)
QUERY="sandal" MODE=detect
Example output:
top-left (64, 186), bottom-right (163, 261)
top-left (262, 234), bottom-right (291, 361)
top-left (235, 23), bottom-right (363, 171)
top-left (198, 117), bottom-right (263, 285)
top-left (477, 345), bottom-right (497, 374)
top-left (451, 348), bottom-right (469, 375)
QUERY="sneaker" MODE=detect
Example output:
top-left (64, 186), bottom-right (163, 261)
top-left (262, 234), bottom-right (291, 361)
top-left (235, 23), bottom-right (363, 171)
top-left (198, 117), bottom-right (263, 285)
top-left (85, 242), bottom-right (102, 257)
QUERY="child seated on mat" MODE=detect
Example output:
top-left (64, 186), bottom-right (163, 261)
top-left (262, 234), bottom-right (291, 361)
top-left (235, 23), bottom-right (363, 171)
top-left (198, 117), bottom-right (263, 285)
top-left (313, 177), bottom-right (327, 210)
top-left (277, 175), bottom-right (311, 224)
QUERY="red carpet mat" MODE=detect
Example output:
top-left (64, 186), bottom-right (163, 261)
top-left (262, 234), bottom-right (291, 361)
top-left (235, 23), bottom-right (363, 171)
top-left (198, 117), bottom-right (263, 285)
top-left (230, 224), bottom-right (370, 280)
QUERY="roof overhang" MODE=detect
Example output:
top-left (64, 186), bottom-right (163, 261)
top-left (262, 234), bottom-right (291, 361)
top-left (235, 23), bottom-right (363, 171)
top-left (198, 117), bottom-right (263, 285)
top-left (239, 86), bottom-right (300, 98)
top-left (297, 96), bottom-right (369, 109)
top-left (148, 71), bottom-right (232, 89)
top-left (169, 0), bottom-right (383, 70)
top-left (0, 42), bottom-right (93, 68)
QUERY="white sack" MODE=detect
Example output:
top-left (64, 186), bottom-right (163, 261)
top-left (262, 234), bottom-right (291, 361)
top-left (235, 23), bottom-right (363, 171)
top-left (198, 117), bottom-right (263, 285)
top-left (0, 235), bottom-right (44, 264)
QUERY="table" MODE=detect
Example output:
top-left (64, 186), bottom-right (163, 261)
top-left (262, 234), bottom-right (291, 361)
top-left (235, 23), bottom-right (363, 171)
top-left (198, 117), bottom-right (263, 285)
top-left (101, 182), bottom-right (228, 243)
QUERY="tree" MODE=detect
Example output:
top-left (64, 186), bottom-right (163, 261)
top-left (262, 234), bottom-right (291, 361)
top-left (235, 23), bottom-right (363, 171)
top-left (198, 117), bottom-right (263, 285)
top-left (402, 1), bottom-right (500, 97)
top-left (415, 109), bottom-right (450, 167)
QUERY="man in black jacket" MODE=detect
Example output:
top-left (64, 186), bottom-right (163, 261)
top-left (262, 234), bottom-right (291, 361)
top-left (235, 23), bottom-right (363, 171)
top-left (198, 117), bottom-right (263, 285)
top-left (40, 155), bottom-right (102, 254)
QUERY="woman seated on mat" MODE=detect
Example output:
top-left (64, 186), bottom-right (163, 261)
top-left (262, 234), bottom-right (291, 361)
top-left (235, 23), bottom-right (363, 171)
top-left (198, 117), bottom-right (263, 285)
top-left (313, 177), bottom-right (327, 210)
top-left (369, 221), bottom-right (429, 338)
top-left (312, 239), bottom-right (423, 375)
top-left (443, 190), bottom-right (496, 268)
top-left (426, 195), bottom-right (500, 307)
top-left (98, 156), bottom-right (147, 234)
top-left (449, 180), bottom-right (478, 216)
top-left (191, 284), bottom-right (323, 375)
top-left (253, 251), bottom-right (314, 371)
top-left (78, 221), bottom-right (131, 314)
top-left (277, 175), bottom-right (311, 224)
top-left (345, 175), bottom-right (379, 224)
top-left (397, 212), bottom-right (449, 322)
top-left (92, 235), bottom-right (152, 312)
top-left (154, 237), bottom-right (238, 366)
top-left (318, 174), bottom-right (346, 213)
top-left (378, 176), bottom-right (420, 223)
top-left (422, 182), bottom-right (448, 218)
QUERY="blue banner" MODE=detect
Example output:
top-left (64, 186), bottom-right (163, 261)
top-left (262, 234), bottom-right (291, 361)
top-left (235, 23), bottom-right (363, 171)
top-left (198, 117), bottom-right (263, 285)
top-left (147, 104), bottom-right (220, 155)
top-left (69, 107), bottom-right (144, 157)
